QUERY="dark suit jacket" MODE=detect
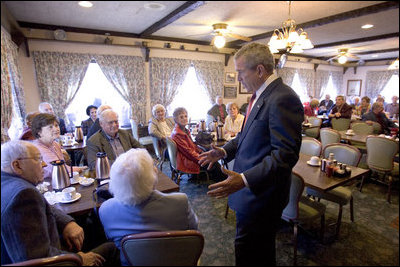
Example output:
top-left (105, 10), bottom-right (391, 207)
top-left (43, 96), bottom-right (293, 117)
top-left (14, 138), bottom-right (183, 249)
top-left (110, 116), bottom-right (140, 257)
top-left (362, 111), bottom-right (396, 134)
top-left (86, 118), bottom-right (101, 140)
top-left (224, 78), bottom-right (303, 217)
top-left (87, 129), bottom-right (143, 170)
top-left (330, 103), bottom-right (353, 119)
top-left (1, 171), bottom-right (73, 264)
top-left (81, 118), bottom-right (95, 136)
top-left (318, 99), bottom-right (334, 115)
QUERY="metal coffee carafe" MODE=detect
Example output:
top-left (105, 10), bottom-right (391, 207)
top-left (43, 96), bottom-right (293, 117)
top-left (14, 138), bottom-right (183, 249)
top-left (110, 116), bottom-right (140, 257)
top-left (217, 124), bottom-right (224, 141)
top-left (96, 152), bottom-right (110, 180)
top-left (199, 120), bottom-right (206, 131)
top-left (50, 160), bottom-right (71, 191)
top-left (75, 126), bottom-right (84, 142)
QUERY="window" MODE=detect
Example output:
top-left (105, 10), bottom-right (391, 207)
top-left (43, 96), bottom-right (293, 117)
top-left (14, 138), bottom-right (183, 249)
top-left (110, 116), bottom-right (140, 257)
top-left (319, 74), bottom-right (337, 102)
top-left (378, 74), bottom-right (399, 102)
top-left (167, 66), bottom-right (212, 122)
top-left (291, 72), bottom-right (309, 104)
top-left (65, 62), bottom-right (131, 131)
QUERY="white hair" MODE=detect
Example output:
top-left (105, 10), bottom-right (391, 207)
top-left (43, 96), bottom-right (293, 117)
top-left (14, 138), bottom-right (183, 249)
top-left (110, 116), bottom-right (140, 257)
top-left (109, 148), bottom-right (157, 205)
top-left (38, 102), bottom-right (52, 113)
top-left (99, 109), bottom-right (118, 123)
top-left (1, 140), bottom-right (33, 172)
top-left (152, 104), bottom-right (166, 117)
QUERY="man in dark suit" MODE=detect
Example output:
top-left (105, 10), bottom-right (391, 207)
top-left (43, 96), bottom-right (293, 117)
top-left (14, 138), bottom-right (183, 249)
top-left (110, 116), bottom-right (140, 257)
top-left (199, 43), bottom-right (303, 265)
top-left (87, 109), bottom-right (143, 170)
top-left (38, 102), bottom-right (67, 135)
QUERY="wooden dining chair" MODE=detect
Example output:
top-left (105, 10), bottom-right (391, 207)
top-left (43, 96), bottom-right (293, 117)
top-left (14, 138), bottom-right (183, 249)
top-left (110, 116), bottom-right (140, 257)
top-left (319, 128), bottom-right (341, 149)
top-left (152, 136), bottom-right (166, 170)
top-left (306, 143), bottom-right (361, 239)
top-left (282, 172), bottom-right (326, 266)
top-left (362, 136), bottom-right (399, 203)
top-left (300, 137), bottom-right (322, 157)
top-left (121, 230), bottom-right (204, 266)
top-left (130, 119), bottom-right (153, 147)
top-left (3, 253), bottom-right (82, 266)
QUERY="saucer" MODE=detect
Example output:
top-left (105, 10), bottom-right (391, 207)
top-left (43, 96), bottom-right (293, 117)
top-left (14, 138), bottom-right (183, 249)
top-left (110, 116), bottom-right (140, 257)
top-left (79, 178), bottom-right (94, 186)
top-left (303, 123), bottom-right (312, 127)
top-left (307, 160), bottom-right (321, 167)
top-left (58, 193), bottom-right (81, 204)
top-left (70, 177), bottom-right (81, 185)
top-left (345, 132), bottom-right (355, 136)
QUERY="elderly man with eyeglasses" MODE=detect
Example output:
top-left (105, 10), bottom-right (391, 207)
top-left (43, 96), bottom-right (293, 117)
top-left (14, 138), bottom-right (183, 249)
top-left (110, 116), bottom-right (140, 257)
top-left (1, 140), bottom-right (120, 265)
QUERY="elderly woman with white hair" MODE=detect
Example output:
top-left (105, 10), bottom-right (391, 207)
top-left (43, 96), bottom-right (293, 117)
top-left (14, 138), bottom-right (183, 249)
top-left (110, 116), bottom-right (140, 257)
top-left (99, 148), bottom-right (198, 266)
top-left (148, 104), bottom-right (175, 144)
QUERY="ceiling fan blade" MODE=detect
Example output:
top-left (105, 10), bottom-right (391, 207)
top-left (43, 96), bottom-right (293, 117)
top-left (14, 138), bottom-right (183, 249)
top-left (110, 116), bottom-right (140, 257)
top-left (347, 54), bottom-right (360, 59)
top-left (225, 32), bottom-right (252, 42)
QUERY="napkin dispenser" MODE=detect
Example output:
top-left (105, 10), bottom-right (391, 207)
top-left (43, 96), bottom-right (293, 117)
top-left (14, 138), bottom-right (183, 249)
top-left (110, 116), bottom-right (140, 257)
top-left (50, 160), bottom-right (71, 191)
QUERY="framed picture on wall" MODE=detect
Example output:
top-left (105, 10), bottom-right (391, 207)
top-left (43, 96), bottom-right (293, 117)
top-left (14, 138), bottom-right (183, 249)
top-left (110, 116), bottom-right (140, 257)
top-left (239, 82), bottom-right (251, 94)
top-left (225, 72), bottom-right (236, 84)
top-left (224, 85), bottom-right (237, 99)
top-left (347, 80), bottom-right (362, 96)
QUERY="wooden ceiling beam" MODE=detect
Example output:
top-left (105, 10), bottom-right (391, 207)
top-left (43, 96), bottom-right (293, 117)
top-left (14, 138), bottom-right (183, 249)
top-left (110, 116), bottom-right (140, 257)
top-left (313, 32), bottom-right (399, 49)
top-left (227, 1), bottom-right (399, 47)
top-left (139, 1), bottom-right (205, 37)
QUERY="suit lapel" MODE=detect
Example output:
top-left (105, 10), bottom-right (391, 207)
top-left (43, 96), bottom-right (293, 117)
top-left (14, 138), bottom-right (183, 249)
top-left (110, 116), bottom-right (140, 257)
top-left (238, 78), bottom-right (282, 148)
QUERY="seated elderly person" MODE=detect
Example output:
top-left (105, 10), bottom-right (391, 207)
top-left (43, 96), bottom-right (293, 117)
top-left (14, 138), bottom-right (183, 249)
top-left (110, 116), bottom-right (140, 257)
top-left (355, 96), bottom-right (371, 116)
top-left (171, 107), bottom-right (226, 181)
top-left (86, 104), bottom-right (112, 141)
top-left (322, 95), bottom-right (352, 127)
top-left (385, 95), bottom-right (399, 119)
top-left (207, 96), bottom-right (228, 124)
top-left (31, 113), bottom-right (86, 180)
top-left (1, 140), bottom-right (119, 265)
top-left (39, 102), bottom-right (67, 135)
top-left (362, 102), bottom-right (398, 135)
top-left (148, 104), bottom-right (175, 151)
top-left (99, 148), bottom-right (198, 266)
top-left (87, 109), bottom-right (143, 170)
top-left (223, 102), bottom-right (244, 140)
top-left (304, 98), bottom-right (319, 118)
top-left (81, 105), bottom-right (97, 136)
top-left (318, 94), bottom-right (334, 115)
top-left (19, 111), bottom-right (40, 141)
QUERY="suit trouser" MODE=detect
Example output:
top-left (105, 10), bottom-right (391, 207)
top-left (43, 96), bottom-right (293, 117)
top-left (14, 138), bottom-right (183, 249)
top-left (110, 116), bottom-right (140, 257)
top-left (235, 210), bottom-right (281, 266)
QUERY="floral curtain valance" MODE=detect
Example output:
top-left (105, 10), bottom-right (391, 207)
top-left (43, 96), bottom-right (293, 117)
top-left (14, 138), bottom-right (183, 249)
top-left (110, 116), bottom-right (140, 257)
top-left (365, 70), bottom-right (398, 99)
top-left (149, 57), bottom-right (191, 114)
top-left (33, 51), bottom-right (91, 120)
top-left (95, 54), bottom-right (146, 123)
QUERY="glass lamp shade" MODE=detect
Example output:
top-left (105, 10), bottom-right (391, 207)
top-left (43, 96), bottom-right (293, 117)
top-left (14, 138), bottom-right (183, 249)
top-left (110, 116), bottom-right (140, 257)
top-left (214, 35), bottom-right (226, 49)
top-left (290, 44), bottom-right (304, 54)
top-left (299, 33), bottom-right (314, 49)
top-left (338, 55), bottom-right (347, 64)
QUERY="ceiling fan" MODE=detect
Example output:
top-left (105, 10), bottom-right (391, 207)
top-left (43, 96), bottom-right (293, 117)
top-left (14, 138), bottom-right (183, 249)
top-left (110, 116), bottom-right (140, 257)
top-left (327, 48), bottom-right (360, 64)
top-left (208, 23), bottom-right (252, 48)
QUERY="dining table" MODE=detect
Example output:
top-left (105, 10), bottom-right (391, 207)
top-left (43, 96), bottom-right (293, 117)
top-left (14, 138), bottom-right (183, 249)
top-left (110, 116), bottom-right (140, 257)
top-left (293, 153), bottom-right (369, 192)
top-left (62, 138), bottom-right (86, 166)
top-left (47, 169), bottom-right (179, 216)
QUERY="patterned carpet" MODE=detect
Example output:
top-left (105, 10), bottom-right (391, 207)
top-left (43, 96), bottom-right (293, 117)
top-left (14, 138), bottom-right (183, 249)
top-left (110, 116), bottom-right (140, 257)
top-left (160, 162), bottom-right (399, 266)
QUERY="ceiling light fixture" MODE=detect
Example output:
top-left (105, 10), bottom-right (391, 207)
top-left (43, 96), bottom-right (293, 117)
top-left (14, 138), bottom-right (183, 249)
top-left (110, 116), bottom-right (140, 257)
top-left (361, 24), bottom-right (374, 29)
top-left (268, 1), bottom-right (313, 54)
top-left (213, 34), bottom-right (226, 49)
top-left (388, 58), bottom-right (399, 70)
top-left (338, 55), bottom-right (348, 64)
top-left (78, 1), bottom-right (93, 8)
top-left (144, 2), bottom-right (166, 10)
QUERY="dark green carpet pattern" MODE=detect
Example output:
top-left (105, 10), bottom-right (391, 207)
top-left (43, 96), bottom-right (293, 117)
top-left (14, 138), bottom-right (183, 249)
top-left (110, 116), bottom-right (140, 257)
top-left (160, 162), bottom-right (399, 266)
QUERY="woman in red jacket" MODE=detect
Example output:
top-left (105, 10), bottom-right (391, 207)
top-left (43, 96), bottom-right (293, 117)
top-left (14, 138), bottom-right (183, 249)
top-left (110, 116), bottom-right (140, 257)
top-left (171, 107), bottom-right (225, 181)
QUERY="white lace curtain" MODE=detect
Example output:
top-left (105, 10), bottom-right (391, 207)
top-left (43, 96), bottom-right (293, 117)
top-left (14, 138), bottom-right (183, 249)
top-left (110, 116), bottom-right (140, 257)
top-left (149, 57), bottom-right (191, 113)
top-left (33, 51), bottom-right (91, 120)
top-left (95, 54), bottom-right (146, 123)
top-left (276, 67), bottom-right (296, 88)
top-left (366, 70), bottom-right (398, 99)
top-left (192, 60), bottom-right (224, 104)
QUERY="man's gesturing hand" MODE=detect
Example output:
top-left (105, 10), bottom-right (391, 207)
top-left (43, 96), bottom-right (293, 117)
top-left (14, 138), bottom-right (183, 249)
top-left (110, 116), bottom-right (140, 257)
top-left (207, 166), bottom-right (245, 198)
top-left (198, 145), bottom-right (225, 170)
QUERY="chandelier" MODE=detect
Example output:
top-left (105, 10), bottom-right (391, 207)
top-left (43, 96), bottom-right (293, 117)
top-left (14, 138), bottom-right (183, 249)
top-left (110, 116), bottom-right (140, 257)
top-left (268, 1), bottom-right (313, 54)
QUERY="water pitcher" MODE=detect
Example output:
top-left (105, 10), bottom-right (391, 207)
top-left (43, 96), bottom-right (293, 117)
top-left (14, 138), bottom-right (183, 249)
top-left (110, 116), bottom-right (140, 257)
top-left (50, 160), bottom-right (71, 191)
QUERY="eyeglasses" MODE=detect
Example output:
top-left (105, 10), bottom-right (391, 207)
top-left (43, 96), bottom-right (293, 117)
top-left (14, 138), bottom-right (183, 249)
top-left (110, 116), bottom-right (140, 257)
top-left (17, 156), bottom-right (44, 163)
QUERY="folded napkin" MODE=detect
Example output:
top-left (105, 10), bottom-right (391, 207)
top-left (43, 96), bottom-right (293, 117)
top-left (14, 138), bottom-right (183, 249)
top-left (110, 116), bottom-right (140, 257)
top-left (44, 191), bottom-right (63, 205)
top-left (36, 182), bottom-right (50, 194)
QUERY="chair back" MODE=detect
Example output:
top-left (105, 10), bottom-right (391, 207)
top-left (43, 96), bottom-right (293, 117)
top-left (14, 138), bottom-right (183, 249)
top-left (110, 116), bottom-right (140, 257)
top-left (320, 128), bottom-right (341, 148)
top-left (300, 137), bottom-right (322, 156)
top-left (308, 116), bottom-right (322, 126)
top-left (121, 230), bottom-right (204, 266)
top-left (166, 137), bottom-right (178, 170)
top-left (322, 143), bottom-right (361, 166)
top-left (366, 136), bottom-right (399, 172)
top-left (3, 254), bottom-right (82, 266)
top-left (304, 126), bottom-right (320, 139)
top-left (282, 172), bottom-right (305, 221)
top-left (152, 136), bottom-right (164, 159)
top-left (351, 122), bottom-right (373, 135)
top-left (130, 119), bottom-right (139, 140)
top-left (371, 121), bottom-right (382, 134)
top-left (331, 118), bottom-right (351, 131)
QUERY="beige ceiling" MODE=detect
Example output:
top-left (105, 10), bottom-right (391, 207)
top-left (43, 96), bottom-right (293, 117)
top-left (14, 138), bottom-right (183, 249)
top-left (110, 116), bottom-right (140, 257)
top-left (3, 1), bottom-right (399, 65)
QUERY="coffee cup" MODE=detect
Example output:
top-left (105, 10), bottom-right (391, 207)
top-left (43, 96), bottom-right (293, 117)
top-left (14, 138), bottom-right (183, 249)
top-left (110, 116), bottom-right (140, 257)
top-left (61, 187), bottom-right (76, 201)
top-left (346, 129), bottom-right (354, 135)
top-left (310, 156), bottom-right (320, 165)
